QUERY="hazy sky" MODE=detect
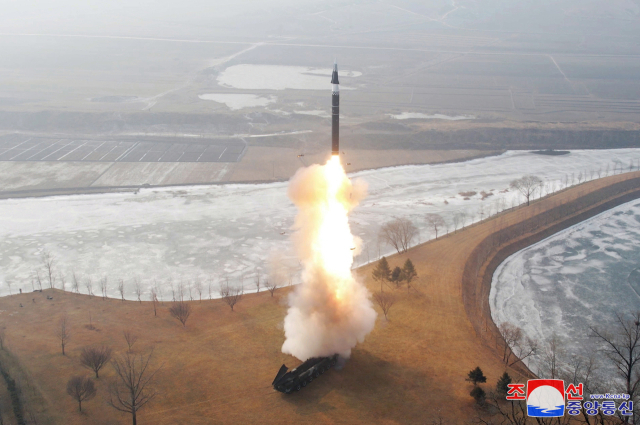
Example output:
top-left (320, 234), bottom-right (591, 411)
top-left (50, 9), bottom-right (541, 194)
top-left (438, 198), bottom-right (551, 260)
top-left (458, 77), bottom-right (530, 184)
top-left (3, 0), bottom-right (639, 39)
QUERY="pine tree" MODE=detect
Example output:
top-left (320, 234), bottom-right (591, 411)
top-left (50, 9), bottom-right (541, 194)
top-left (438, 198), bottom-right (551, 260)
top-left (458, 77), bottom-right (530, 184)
top-left (470, 386), bottom-right (486, 404)
top-left (391, 266), bottom-right (403, 287)
top-left (372, 257), bottom-right (391, 291)
top-left (496, 372), bottom-right (512, 395)
top-left (467, 366), bottom-right (487, 385)
top-left (402, 259), bottom-right (417, 289)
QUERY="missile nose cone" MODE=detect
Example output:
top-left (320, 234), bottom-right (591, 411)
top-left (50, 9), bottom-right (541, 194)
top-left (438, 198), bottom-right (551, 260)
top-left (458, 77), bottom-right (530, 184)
top-left (331, 60), bottom-right (339, 84)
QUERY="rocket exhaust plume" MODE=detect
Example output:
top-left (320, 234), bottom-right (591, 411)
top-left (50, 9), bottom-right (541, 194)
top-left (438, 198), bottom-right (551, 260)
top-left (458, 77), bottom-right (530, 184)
top-left (282, 156), bottom-right (377, 361)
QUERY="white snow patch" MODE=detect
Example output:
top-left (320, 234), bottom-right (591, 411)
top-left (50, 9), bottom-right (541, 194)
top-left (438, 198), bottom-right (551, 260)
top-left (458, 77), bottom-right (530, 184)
top-left (198, 93), bottom-right (276, 110)
top-left (294, 110), bottom-right (330, 118)
top-left (388, 112), bottom-right (476, 120)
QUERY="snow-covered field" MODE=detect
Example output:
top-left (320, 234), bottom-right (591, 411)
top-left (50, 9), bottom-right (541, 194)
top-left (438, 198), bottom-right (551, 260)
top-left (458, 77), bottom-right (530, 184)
top-left (490, 199), bottom-right (640, 376)
top-left (216, 65), bottom-right (362, 90)
top-left (388, 113), bottom-right (475, 120)
top-left (1, 149), bottom-right (639, 300)
top-left (198, 93), bottom-right (276, 110)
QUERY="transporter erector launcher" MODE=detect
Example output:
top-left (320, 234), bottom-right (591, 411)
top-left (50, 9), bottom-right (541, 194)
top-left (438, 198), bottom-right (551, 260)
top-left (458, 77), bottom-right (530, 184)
top-left (331, 60), bottom-right (340, 156)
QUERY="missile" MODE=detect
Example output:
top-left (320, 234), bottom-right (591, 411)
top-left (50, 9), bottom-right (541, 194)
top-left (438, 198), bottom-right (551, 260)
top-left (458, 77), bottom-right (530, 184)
top-left (331, 60), bottom-right (340, 156)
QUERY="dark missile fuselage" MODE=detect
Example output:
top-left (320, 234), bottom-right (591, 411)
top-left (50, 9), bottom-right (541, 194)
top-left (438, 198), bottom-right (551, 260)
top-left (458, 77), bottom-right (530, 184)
top-left (331, 62), bottom-right (339, 156)
top-left (272, 354), bottom-right (338, 393)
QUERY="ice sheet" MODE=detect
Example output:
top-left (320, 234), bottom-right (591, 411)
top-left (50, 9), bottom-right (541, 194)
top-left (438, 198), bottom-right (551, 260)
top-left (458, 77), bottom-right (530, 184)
top-left (1, 149), bottom-right (639, 301)
top-left (491, 199), bottom-right (640, 376)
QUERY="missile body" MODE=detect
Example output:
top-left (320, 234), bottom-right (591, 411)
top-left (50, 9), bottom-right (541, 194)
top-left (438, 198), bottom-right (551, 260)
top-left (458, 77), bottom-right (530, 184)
top-left (331, 61), bottom-right (340, 156)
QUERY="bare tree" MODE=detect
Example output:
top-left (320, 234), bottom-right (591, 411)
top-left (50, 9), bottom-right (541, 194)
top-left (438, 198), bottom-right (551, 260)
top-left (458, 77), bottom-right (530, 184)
top-left (207, 276), bottom-right (213, 300)
top-left (118, 279), bottom-right (125, 302)
top-left (452, 213), bottom-right (462, 232)
top-left (220, 280), bottom-right (243, 311)
top-left (177, 280), bottom-right (185, 302)
top-left (87, 313), bottom-right (95, 330)
top-left (85, 277), bottom-right (94, 297)
top-left (66, 376), bottom-right (96, 412)
top-left (379, 218), bottom-right (419, 253)
top-left (134, 277), bottom-right (142, 303)
top-left (459, 211), bottom-right (467, 228)
top-left (41, 249), bottom-right (56, 289)
top-left (540, 334), bottom-right (563, 379)
top-left (123, 330), bottom-right (138, 353)
top-left (510, 175), bottom-right (542, 206)
top-left (108, 352), bottom-right (160, 425)
top-left (497, 322), bottom-right (522, 364)
top-left (81, 346), bottom-right (112, 378)
top-left (187, 280), bottom-right (193, 301)
top-left (6, 280), bottom-right (12, 296)
top-left (425, 213), bottom-right (445, 239)
top-left (169, 279), bottom-right (176, 302)
top-left (99, 277), bottom-right (108, 300)
top-left (55, 316), bottom-right (71, 355)
top-left (372, 291), bottom-right (396, 320)
top-left (169, 302), bottom-right (191, 327)
top-left (254, 271), bottom-right (261, 293)
top-left (590, 312), bottom-right (640, 408)
top-left (497, 322), bottom-right (537, 367)
top-left (72, 271), bottom-right (80, 295)
top-left (153, 280), bottom-right (162, 304)
top-left (194, 278), bottom-right (203, 303)
top-left (265, 279), bottom-right (279, 297)
top-left (58, 272), bottom-right (66, 291)
top-left (150, 288), bottom-right (158, 317)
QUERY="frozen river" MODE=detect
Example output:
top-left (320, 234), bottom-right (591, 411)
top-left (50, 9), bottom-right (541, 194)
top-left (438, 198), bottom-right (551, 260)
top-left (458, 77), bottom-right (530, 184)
top-left (0, 149), bottom-right (639, 300)
top-left (490, 199), bottom-right (640, 376)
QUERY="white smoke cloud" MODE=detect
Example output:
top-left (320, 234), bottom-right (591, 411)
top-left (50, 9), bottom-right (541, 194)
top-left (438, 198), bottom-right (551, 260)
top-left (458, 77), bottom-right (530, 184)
top-left (281, 158), bottom-right (377, 360)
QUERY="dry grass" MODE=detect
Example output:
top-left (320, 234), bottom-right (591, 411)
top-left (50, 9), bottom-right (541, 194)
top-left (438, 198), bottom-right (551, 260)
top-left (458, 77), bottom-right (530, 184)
top-left (0, 172), bottom-right (639, 424)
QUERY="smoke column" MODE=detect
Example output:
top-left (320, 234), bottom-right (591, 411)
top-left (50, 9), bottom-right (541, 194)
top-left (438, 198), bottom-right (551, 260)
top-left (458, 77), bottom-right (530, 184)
top-left (282, 156), bottom-right (377, 361)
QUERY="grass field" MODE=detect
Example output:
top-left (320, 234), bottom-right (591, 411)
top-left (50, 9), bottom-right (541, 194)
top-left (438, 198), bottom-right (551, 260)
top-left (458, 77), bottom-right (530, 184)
top-left (1, 171), bottom-right (639, 424)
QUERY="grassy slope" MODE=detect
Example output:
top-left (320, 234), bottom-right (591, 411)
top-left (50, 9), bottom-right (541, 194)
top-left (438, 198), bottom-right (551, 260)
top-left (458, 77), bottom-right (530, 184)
top-left (0, 171), bottom-right (639, 424)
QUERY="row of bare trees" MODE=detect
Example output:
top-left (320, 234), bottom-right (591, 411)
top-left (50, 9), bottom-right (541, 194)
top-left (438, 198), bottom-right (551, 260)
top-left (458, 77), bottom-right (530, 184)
top-left (373, 165), bottom-right (640, 263)
top-left (23, 262), bottom-right (283, 305)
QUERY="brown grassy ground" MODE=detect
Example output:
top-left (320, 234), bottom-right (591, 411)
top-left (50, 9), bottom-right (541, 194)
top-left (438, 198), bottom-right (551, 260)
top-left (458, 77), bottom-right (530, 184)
top-left (0, 172), bottom-right (639, 425)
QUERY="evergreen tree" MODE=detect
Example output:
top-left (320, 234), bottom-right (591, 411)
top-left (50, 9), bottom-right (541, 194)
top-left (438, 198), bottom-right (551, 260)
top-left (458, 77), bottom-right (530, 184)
top-left (470, 386), bottom-right (486, 404)
top-left (372, 257), bottom-right (391, 291)
top-left (391, 266), bottom-right (403, 287)
top-left (467, 366), bottom-right (487, 385)
top-left (496, 372), bottom-right (512, 395)
top-left (402, 259), bottom-right (417, 288)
